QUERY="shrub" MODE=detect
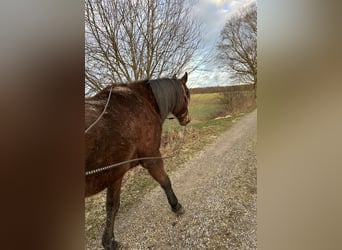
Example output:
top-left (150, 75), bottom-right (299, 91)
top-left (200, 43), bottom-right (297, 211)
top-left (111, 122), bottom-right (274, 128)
top-left (220, 90), bottom-right (256, 114)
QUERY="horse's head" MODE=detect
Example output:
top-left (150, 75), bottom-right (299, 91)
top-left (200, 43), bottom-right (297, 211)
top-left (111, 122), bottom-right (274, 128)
top-left (173, 72), bottom-right (191, 126)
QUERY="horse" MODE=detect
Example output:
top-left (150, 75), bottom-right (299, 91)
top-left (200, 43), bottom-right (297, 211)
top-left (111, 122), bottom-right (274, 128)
top-left (85, 73), bottom-right (190, 250)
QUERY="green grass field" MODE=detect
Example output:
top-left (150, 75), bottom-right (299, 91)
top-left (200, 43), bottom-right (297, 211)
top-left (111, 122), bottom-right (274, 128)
top-left (163, 92), bottom-right (226, 132)
top-left (189, 93), bottom-right (225, 121)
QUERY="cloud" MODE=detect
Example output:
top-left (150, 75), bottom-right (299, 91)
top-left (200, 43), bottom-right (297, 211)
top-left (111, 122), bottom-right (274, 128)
top-left (187, 0), bottom-right (256, 87)
top-left (192, 1), bottom-right (228, 44)
top-left (207, 0), bottom-right (234, 7)
top-left (188, 69), bottom-right (232, 88)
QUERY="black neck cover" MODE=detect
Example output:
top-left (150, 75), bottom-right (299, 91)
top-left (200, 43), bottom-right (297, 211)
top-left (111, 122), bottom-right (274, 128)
top-left (147, 78), bottom-right (183, 122)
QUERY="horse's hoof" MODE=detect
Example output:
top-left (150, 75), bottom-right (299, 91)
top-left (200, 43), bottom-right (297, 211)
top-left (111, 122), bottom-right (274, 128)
top-left (175, 206), bottom-right (185, 215)
top-left (113, 240), bottom-right (121, 250)
top-left (172, 203), bottom-right (185, 215)
top-left (103, 240), bottom-right (120, 250)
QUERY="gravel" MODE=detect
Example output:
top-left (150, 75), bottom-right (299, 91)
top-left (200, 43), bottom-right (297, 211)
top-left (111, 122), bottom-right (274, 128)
top-left (86, 110), bottom-right (257, 250)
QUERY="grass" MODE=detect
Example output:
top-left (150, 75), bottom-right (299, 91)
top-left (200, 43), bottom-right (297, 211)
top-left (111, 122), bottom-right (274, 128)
top-left (85, 91), bottom-right (256, 241)
top-left (187, 93), bottom-right (226, 121)
top-left (190, 92), bottom-right (222, 104)
top-left (163, 93), bottom-right (226, 132)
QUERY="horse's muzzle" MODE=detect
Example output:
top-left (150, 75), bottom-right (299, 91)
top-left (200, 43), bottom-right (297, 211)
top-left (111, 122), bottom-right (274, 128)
top-left (179, 115), bottom-right (191, 126)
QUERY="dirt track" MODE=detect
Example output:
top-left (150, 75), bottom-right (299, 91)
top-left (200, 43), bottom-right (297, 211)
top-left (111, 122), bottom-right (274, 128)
top-left (87, 109), bottom-right (257, 250)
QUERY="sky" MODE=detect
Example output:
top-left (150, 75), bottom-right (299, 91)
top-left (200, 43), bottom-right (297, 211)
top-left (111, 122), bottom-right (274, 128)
top-left (187, 0), bottom-right (256, 88)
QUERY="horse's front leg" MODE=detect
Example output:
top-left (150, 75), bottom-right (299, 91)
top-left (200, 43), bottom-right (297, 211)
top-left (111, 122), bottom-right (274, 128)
top-left (102, 177), bottom-right (123, 250)
top-left (143, 158), bottom-right (184, 215)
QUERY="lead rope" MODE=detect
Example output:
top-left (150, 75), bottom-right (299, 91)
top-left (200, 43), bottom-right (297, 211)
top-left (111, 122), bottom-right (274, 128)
top-left (85, 85), bottom-right (113, 134)
top-left (85, 125), bottom-right (187, 176)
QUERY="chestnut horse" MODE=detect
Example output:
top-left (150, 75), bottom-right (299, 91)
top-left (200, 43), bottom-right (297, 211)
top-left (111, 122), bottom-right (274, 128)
top-left (85, 73), bottom-right (190, 250)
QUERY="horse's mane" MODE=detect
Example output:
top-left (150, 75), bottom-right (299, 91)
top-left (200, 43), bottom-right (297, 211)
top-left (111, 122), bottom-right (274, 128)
top-left (89, 80), bottom-right (147, 100)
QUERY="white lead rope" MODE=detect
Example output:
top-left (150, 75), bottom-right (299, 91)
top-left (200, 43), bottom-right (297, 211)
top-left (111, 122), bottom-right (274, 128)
top-left (85, 86), bottom-right (113, 134)
top-left (85, 125), bottom-right (187, 176)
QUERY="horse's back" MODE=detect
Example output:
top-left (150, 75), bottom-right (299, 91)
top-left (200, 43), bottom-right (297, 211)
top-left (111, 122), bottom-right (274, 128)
top-left (85, 85), bottom-right (161, 195)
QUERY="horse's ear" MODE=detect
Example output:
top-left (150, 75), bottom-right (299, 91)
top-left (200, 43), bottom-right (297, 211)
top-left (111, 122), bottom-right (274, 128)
top-left (180, 72), bottom-right (188, 85)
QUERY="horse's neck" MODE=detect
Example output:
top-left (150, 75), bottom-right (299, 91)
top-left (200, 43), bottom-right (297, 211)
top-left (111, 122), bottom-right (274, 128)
top-left (129, 82), bottom-right (161, 119)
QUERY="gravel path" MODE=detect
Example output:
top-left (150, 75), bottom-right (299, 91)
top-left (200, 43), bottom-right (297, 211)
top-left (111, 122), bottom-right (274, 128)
top-left (89, 110), bottom-right (257, 250)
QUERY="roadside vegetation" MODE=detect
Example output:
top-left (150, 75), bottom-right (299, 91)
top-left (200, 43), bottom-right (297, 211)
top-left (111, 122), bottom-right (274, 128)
top-left (85, 86), bottom-right (256, 241)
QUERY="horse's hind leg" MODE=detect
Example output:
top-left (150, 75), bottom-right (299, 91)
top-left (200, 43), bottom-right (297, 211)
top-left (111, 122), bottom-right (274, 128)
top-left (102, 177), bottom-right (123, 250)
top-left (143, 159), bottom-right (184, 215)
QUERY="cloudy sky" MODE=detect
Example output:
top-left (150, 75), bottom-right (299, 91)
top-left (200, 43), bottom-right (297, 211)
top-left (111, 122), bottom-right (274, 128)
top-left (187, 0), bottom-right (256, 88)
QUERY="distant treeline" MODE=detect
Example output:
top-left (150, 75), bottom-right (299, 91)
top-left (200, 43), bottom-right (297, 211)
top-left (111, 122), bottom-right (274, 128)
top-left (190, 84), bottom-right (255, 94)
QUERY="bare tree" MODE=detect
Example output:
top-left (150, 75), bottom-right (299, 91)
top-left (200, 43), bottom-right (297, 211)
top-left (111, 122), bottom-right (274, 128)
top-left (217, 3), bottom-right (257, 95)
top-left (85, 0), bottom-right (201, 93)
